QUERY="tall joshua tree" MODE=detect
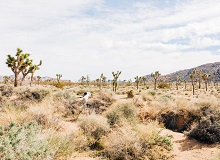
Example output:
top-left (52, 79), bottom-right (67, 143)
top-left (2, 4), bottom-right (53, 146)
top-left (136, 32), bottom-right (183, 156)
top-left (6, 48), bottom-right (32, 87)
top-left (175, 76), bottom-right (182, 90)
top-left (183, 80), bottom-right (187, 90)
top-left (190, 70), bottom-right (196, 95)
top-left (142, 76), bottom-right (147, 85)
top-left (151, 71), bottom-right (161, 90)
top-left (202, 74), bottom-right (211, 91)
top-left (56, 74), bottom-right (62, 83)
top-left (86, 75), bottom-right (90, 86)
top-left (79, 76), bottom-right (86, 85)
top-left (135, 76), bottom-right (142, 89)
top-left (99, 73), bottom-right (106, 89)
top-left (37, 76), bottom-right (41, 85)
top-left (112, 71), bottom-right (122, 92)
top-left (195, 69), bottom-right (202, 89)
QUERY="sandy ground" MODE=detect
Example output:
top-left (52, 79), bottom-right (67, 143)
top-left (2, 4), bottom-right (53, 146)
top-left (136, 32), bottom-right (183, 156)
top-left (161, 129), bottom-right (220, 160)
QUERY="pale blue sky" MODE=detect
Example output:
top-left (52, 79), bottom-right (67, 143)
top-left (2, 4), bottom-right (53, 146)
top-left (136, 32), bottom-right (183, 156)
top-left (0, 0), bottom-right (219, 81)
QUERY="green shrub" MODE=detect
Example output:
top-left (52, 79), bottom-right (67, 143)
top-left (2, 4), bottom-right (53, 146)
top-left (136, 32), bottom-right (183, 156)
top-left (0, 122), bottom-right (54, 159)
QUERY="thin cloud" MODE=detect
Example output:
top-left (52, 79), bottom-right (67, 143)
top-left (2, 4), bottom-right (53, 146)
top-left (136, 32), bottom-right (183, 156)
top-left (0, 0), bottom-right (219, 81)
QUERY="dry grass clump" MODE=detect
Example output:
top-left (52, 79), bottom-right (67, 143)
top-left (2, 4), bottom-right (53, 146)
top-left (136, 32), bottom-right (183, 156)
top-left (77, 114), bottom-right (110, 150)
top-left (101, 123), bottom-right (172, 160)
top-left (105, 102), bottom-right (137, 126)
top-left (97, 90), bottom-right (116, 105)
top-left (47, 132), bottom-right (75, 159)
top-left (32, 113), bottom-right (63, 131)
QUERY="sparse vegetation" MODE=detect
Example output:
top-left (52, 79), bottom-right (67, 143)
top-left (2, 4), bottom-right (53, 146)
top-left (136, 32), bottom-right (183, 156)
top-left (1, 57), bottom-right (220, 159)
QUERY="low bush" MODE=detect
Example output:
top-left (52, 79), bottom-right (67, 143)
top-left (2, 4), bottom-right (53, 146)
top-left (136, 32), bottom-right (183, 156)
top-left (158, 82), bottom-right (170, 89)
top-left (105, 103), bottom-right (137, 126)
top-left (17, 88), bottom-right (50, 102)
top-left (0, 122), bottom-right (55, 159)
top-left (188, 106), bottom-right (220, 143)
top-left (126, 90), bottom-right (134, 98)
top-left (78, 114), bottom-right (110, 150)
top-left (0, 85), bottom-right (13, 97)
top-left (98, 91), bottom-right (116, 105)
top-left (47, 133), bottom-right (75, 159)
top-left (101, 123), bottom-right (172, 160)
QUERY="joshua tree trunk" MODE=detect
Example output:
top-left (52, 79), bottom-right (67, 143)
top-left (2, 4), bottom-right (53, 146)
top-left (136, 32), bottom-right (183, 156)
top-left (192, 83), bottom-right (195, 95)
top-left (154, 80), bottom-right (157, 90)
top-left (14, 72), bottom-right (18, 87)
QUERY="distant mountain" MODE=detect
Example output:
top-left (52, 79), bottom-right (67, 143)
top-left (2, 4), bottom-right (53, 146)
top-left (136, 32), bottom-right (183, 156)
top-left (147, 62), bottom-right (220, 82)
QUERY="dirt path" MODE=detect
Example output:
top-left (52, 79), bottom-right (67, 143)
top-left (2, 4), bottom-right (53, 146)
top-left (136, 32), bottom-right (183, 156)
top-left (161, 129), bottom-right (220, 160)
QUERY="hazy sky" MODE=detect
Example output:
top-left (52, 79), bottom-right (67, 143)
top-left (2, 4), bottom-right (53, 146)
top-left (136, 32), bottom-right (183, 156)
top-left (0, 0), bottom-right (220, 81)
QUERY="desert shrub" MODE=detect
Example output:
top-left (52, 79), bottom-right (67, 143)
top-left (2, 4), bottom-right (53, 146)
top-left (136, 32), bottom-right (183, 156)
top-left (105, 103), bottom-right (137, 126)
top-left (0, 85), bottom-right (13, 97)
top-left (17, 88), bottom-right (50, 102)
top-left (76, 90), bottom-right (86, 96)
top-left (158, 82), bottom-right (170, 89)
top-left (102, 123), bottom-right (172, 160)
top-left (148, 91), bottom-right (156, 96)
top-left (188, 106), bottom-right (220, 143)
top-left (47, 133), bottom-right (75, 159)
top-left (33, 113), bottom-right (63, 131)
top-left (54, 82), bottom-right (65, 89)
top-left (98, 91), bottom-right (116, 104)
top-left (126, 90), bottom-right (134, 98)
top-left (78, 114), bottom-right (110, 150)
top-left (160, 95), bottom-right (173, 103)
top-left (0, 122), bottom-right (55, 159)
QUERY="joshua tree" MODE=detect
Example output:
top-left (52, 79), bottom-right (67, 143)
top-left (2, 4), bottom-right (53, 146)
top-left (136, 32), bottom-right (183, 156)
top-left (30, 63), bottom-right (42, 86)
top-left (183, 80), bottom-right (187, 90)
top-left (99, 73), bottom-right (106, 89)
top-left (135, 76), bottom-right (142, 89)
top-left (37, 76), bottom-right (41, 85)
top-left (195, 69), bottom-right (202, 89)
top-left (79, 76), bottom-right (86, 85)
top-left (141, 76), bottom-right (147, 85)
top-left (151, 71), bottom-right (161, 90)
top-left (21, 60), bottom-right (42, 86)
top-left (112, 71), bottom-right (122, 92)
top-left (175, 76), bottom-right (182, 90)
top-left (213, 71), bottom-right (219, 86)
top-left (202, 74), bottom-right (211, 91)
top-left (3, 76), bottom-right (10, 84)
top-left (6, 48), bottom-right (33, 87)
top-left (190, 70), bottom-right (196, 95)
top-left (56, 74), bottom-right (62, 83)
top-left (86, 75), bottom-right (90, 86)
